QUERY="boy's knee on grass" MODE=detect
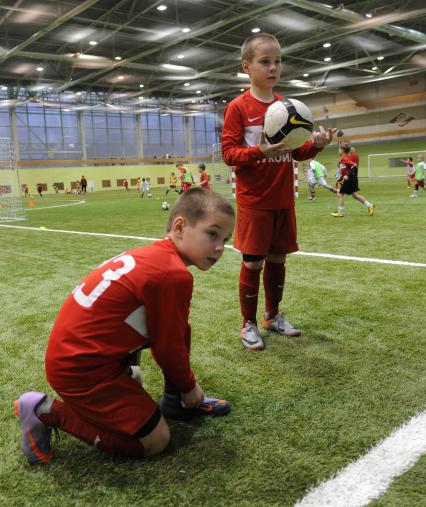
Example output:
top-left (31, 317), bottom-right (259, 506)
top-left (140, 416), bottom-right (170, 457)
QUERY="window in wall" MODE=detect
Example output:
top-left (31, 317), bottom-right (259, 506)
top-left (0, 109), bottom-right (11, 139)
top-left (16, 105), bottom-right (81, 160)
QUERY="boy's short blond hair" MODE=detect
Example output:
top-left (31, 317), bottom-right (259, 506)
top-left (166, 187), bottom-right (234, 232)
top-left (241, 33), bottom-right (280, 61)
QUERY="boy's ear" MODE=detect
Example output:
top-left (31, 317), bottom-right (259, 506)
top-left (171, 215), bottom-right (186, 237)
top-left (242, 60), bottom-right (250, 75)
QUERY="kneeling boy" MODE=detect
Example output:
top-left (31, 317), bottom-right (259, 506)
top-left (14, 188), bottom-right (235, 463)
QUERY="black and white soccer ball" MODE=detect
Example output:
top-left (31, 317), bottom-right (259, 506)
top-left (161, 201), bottom-right (170, 210)
top-left (264, 98), bottom-right (313, 150)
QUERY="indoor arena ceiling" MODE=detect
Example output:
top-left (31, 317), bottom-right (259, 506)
top-left (0, 0), bottom-right (426, 107)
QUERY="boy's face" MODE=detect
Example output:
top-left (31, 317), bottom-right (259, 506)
top-left (242, 40), bottom-right (282, 91)
top-left (175, 211), bottom-right (234, 271)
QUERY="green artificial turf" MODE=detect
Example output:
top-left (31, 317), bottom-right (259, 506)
top-left (0, 180), bottom-right (425, 506)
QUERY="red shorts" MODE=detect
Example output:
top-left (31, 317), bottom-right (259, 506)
top-left (48, 368), bottom-right (158, 437)
top-left (234, 206), bottom-right (298, 256)
top-left (416, 179), bottom-right (425, 187)
top-left (181, 182), bottom-right (192, 191)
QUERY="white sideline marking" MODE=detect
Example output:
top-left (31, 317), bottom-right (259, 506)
top-left (293, 251), bottom-right (426, 268)
top-left (0, 224), bottom-right (425, 268)
top-left (295, 411), bottom-right (426, 507)
top-left (26, 199), bottom-right (86, 211)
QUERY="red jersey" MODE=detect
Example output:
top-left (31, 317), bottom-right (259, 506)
top-left (45, 238), bottom-right (196, 394)
top-left (222, 90), bottom-right (320, 209)
top-left (338, 154), bottom-right (357, 177)
top-left (199, 171), bottom-right (210, 190)
top-left (349, 151), bottom-right (359, 167)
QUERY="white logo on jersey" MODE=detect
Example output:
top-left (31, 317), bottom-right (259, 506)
top-left (248, 116), bottom-right (262, 122)
top-left (266, 153), bottom-right (293, 163)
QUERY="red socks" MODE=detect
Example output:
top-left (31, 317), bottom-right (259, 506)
top-left (263, 261), bottom-right (285, 318)
top-left (40, 400), bottom-right (145, 458)
top-left (239, 263), bottom-right (262, 325)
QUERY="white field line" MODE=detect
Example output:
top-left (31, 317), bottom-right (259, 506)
top-left (295, 411), bottom-right (426, 507)
top-left (26, 199), bottom-right (86, 211)
top-left (0, 223), bottom-right (425, 268)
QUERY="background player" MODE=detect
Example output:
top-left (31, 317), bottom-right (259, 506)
top-left (410, 154), bottom-right (426, 197)
top-left (166, 171), bottom-right (179, 195)
top-left (307, 158), bottom-right (337, 200)
top-left (14, 188), bottom-right (235, 464)
top-left (332, 142), bottom-right (375, 217)
top-left (177, 162), bottom-right (193, 193)
top-left (198, 163), bottom-right (210, 190)
top-left (400, 157), bottom-right (415, 189)
top-left (222, 32), bottom-right (336, 350)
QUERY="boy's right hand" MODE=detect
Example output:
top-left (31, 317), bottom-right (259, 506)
top-left (180, 382), bottom-right (205, 409)
top-left (258, 131), bottom-right (292, 158)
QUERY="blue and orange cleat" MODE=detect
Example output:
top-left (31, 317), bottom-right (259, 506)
top-left (160, 393), bottom-right (231, 419)
top-left (14, 392), bottom-right (53, 465)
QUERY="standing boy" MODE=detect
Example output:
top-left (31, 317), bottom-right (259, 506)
top-left (331, 142), bottom-right (375, 217)
top-left (14, 188), bottom-right (234, 464)
top-left (222, 32), bottom-right (335, 350)
top-left (80, 176), bottom-right (88, 194)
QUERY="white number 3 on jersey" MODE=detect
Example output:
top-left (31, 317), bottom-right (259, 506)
top-left (73, 254), bottom-right (136, 308)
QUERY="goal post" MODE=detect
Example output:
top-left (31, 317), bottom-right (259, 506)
top-left (367, 150), bottom-right (425, 178)
top-left (0, 138), bottom-right (25, 222)
top-left (211, 143), bottom-right (235, 199)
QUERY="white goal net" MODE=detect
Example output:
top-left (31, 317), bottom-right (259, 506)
top-left (367, 150), bottom-right (425, 178)
top-left (211, 143), bottom-right (234, 199)
top-left (0, 138), bottom-right (25, 222)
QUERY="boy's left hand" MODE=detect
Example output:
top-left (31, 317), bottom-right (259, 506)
top-left (313, 126), bottom-right (337, 148)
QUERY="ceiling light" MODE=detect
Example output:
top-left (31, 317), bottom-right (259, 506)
top-left (139, 84), bottom-right (144, 88)
top-left (251, 27), bottom-right (260, 33)
top-left (63, 108), bottom-right (70, 112)
top-left (118, 75), bottom-right (124, 80)
top-left (372, 66), bottom-right (378, 70)
top-left (36, 66), bottom-right (44, 72)
top-left (181, 27), bottom-right (190, 33)
top-left (222, 100), bottom-right (227, 103)
top-left (1, 86), bottom-right (7, 90)
top-left (365, 12), bottom-right (373, 18)
top-left (157, 5), bottom-right (167, 11)
top-left (139, 96), bottom-right (144, 99)
top-left (323, 42), bottom-right (331, 48)
top-left (237, 72), bottom-right (250, 79)
top-left (162, 63), bottom-right (189, 71)
top-left (89, 40), bottom-right (97, 46)
top-left (196, 90), bottom-right (201, 94)
top-left (184, 82), bottom-right (190, 86)
top-left (177, 54), bottom-right (185, 59)
top-left (191, 100), bottom-right (196, 103)
top-left (303, 73), bottom-right (309, 77)
top-left (114, 56), bottom-right (122, 61)
top-left (76, 91), bottom-right (82, 95)
top-left (323, 57), bottom-right (331, 62)
top-left (240, 88), bottom-right (244, 91)
top-left (377, 56), bottom-right (384, 61)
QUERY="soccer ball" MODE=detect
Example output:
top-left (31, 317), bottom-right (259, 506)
top-left (264, 98), bottom-right (313, 150)
top-left (161, 201), bottom-right (170, 210)
top-left (147, 192), bottom-right (152, 198)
